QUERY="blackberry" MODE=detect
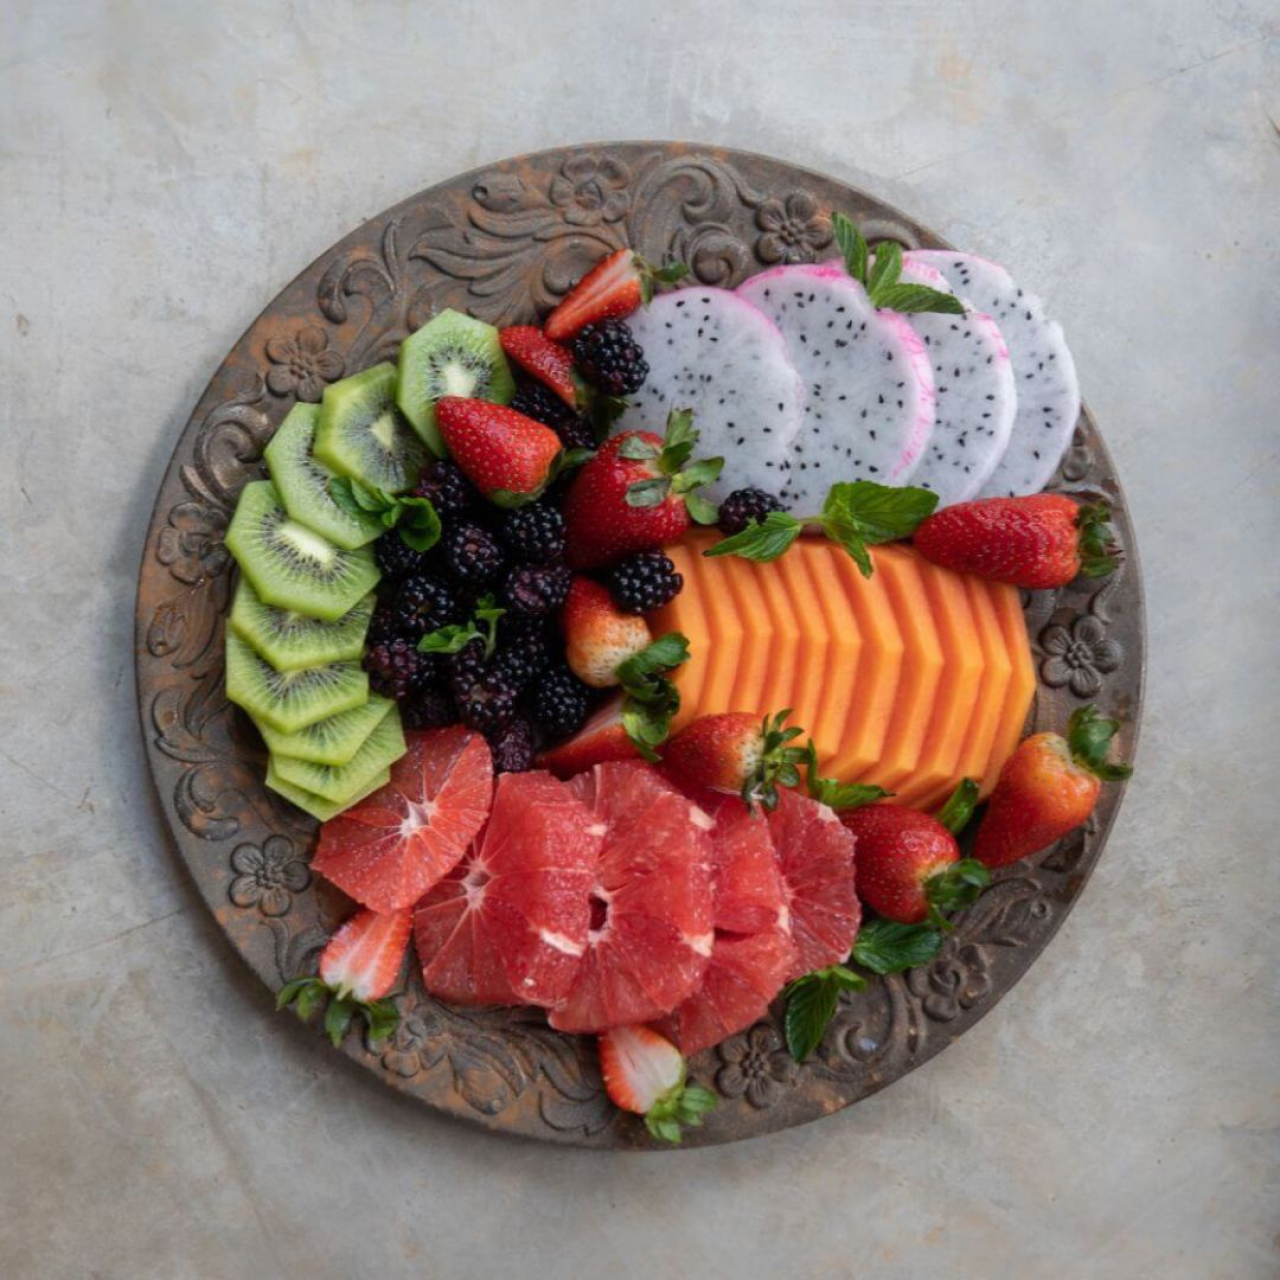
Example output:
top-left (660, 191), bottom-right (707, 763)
top-left (374, 531), bottom-right (435, 582)
top-left (412, 459), bottom-right (477, 518)
top-left (401, 686), bottom-right (457, 730)
top-left (366, 602), bottom-right (401, 647)
top-left (499, 503), bottom-right (566, 565)
top-left (392, 573), bottom-right (464, 641)
top-left (718, 487), bottom-right (787, 537)
top-left (446, 636), bottom-right (488, 698)
top-left (364, 638), bottom-right (434, 702)
top-left (443, 521), bottom-right (506, 586)
top-left (607, 550), bottom-right (684, 614)
top-left (487, 715), bottom-right (536, 774)
top-left (510, 381), bottom-right (596, 450)
top-left (456, 668), bottom-right (519, 735)
top-left (503, 563), bottom-right (573, 617)
top-left (492, 621), bottom-right (555, 692)
top-left (571, 320), bottom-right (649, 396)
top-left (529, 663), bottom-right (593, 739)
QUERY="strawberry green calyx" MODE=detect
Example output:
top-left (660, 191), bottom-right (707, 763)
top-left (616, 632), bottom-right (690, 761)
top-left (832, 213), bottom-right (964, 316)
top-left (804, 741), bottom-right (893, 809)
top-left (635, 255), bottom-right (690, 307)
top-left (935, 777), bottom-right (980, 834)
top-left (276, 977), bottom-right (400, 1048)
top-left (1066, 705), bottom-right (1133, 781)
top-left (644, 1070), bottom-right (718, 1145)
top-left (922, 859), bottom-right (991, 930)
top-left (743, 709), bottom-right (809, 811)
top-left (1076, 503), bottom-right (1121, 578)
top-left (621, 408), bottom-right (724, 525)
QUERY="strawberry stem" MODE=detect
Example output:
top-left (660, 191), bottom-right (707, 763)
top-left (1066, 705), bottom-right (1133, 781)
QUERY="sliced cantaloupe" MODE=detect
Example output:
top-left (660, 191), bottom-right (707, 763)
top-left (655, 532), bottom-right (1034, 810)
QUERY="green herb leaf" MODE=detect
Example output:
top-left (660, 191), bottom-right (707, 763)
top-left (276, 977), bottom-right (315, 1011)
top-left (819, 481), bottom-right (940, 577)
top-left (1077, 503), bottom-right (1121, 578)
top-left (744, 709), bottom-right (811, 811)
top-left (672, 457), bottom-right (725, 493)
top-left (324, 996), bottom-right (356, 1048)
top-left (295, 980), bottom-right (328, 1022)
top-left (867, 241), bottom-right (903, 298)
top-left (703, 511), bottom-right (804, 563)
top-left (637, 256), bottom-right (689, 306)
top-left (923, 858), bottom-right (991, 928)
top-left (618, 633), bottom-right (691, 684)
top-left (616, 632), bottom-right (690, 761)
top-left (804, 741), bottom-right (893, 809)
top-left (1067, 705), bottom-right (1133, 779)
top-left (625, 477), bottom-right (672, 508)
top-left (851, 919), bottom-right (945, 974)
top-left (832, 212), bottom-right (869, 285)
top-left (418, 622), bottom-right (481, 655)
top-left (395, 496), bottom-right (442, 552)
top-left (684, 492), bottom-right (721, 526)
top-left (361, 998), bottom-right (400, 1044)
top-left (870, 283), bottom-right (966, 315)
top-left (784, 965), bottom-right (866, 1061)
top-left (935, 777), bottom-right (980, 834)
top-left (618, 435), bottom-right (661, 462)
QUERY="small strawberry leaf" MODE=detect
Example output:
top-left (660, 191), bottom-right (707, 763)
top-left (871, 283), bottom-right (966, 315)
top-left (672, 457), bottom-right (725, 494)
top-left (276, 977), bottom-right (318, 1011)
top-left (1067, 705), bottom-right (1133, 779)
top-left (294, 980), bottom-right (328, 1022)
top-left (637, 256), bottom-right (689, 307)
top-left (923, 859), bottom-right (991, 929)
top-left (745, 709), bottom-right (810, 811)
top-left (1077, 503), bottom-right (1121, 578)
top-left (804, 741), bottom-right (893, 809)
top-left (625, 477), bottom-right (672, 508)
top-left (617, 632), bottom-right (690, 761)
top-left (935, 777), bottom-right (980, 834)
top-left (618, 632), bottom-right (690, 682)
top-left (618, 435), bottom-right (661, 462)
top-left (684, 492), bottom-right (721, 526)
top-left (851, 919), bottom-right (944, 975)
top-left (703, 511), bottom-right (803, 563)
top-left (832, 212), bottom-right (869, 286)
top-left (360, 998), bottom-right (401, 1044)
top-left (784, 964), bottom-right (866, 1062)
top-left (324, 996), bottom-right (356, 1048)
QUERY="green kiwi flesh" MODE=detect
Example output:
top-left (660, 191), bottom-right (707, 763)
top-left (271, 701), bottom-right (405, 804)
top-left (255, 692), bottom-right (395, 767)
top-left (266, 761), bottom-right (391, 823)
top-left (397, 309), bottom-right (514, 455)
top-left (264, 403), bottom-right (383, 549)
top-left (229, 578), bottom-right (373, 672)
top-left (225, 480), bottom-right (380, 621)
top-left (225, 630), bottom-right (369, 734)
top-left (314, 363), bottom-right (426, 493)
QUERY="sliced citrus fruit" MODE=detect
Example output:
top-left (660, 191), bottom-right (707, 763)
top-left (312, 727), bottom-right (493, 913)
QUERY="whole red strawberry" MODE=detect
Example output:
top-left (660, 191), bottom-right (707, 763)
top-left (499, 326), bottom-right (579, 407)
top-left (435, 398), bottom-right (564, 507)
top-left (914, 495), bottom-right (1119, 589)
top-left (841, 781), bottom-right (986, 925)
top-left (975, 705), bottom-right (1132, 867)
top-left (544, 249), bottom-right (687, 342)
top-left (664, 709), bottom-right (807, 811)
top-left (562, 408), bottom-right (723, 569)
top-left (561, 576), bottom-right (652, 687)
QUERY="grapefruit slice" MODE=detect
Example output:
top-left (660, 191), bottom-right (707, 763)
top-left (767, 788), bottom-right (861, 979)
top-left (548, 762), bottom-right (716, 1033)
top-left (312, 727), bottom-right (493, 913)
top-left (414, 771), bottom-right (602, 1007)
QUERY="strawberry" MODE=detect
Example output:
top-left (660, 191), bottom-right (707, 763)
top-left (562, 408), bottom-right (723, 569)
top-left (975, 705), bottom-right (1132, 868)
top-left (544, 248), bottom-right (687, 342)
top-left (562, 576), bottom-right (652, 687)
top-left (435, 397), bottom-right (566, 508)
top-left (539, 695), bottom-right (636, 776)
top-left (277, 906), bottom-right (411, 1046)
top-left (664, 709), bottom-right (807, 811)
top-left (913, 495), bottom-right (1120, 589)
top-left (597, 1024), bottom-right (717, 1144)
top-left (499, 326), bottom-right (579, 407)
top-left (841, 780), bottom-right (988, 925)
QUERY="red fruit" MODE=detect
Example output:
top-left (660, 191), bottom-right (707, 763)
top-left (664, 710), bottom-right (807, 810)
top-left (841, 807), bottom-right (960, 924)
top-left (499, 326), bottom-right (579, 407)
top-left (435, 397), bottom-right (563, 506)
top-left (549, 761), bottom-right (715, 1032)
top-left (562, 411), bottom-right (722, 569)
top-left (914, 495), bottom-right (1120, 589)
top-left (597, 1024), bottom-right (717, 1142)
top-left (318, 906), bottom-right (413, 1002)
top-left (539, 695), bottom-right (637, 777)
top-left (544, 249), bottom-right (686, 342)
top-left (975, 706), bottom-right (1131, 867)
top-left (767, 788), bottom-right (861, 980)
top-left (562, 576), bottom-right (652, 687)
top-left (313, 728), bottom-right (494, 913)
top-left (414, 771), bottom-right (603, 1007)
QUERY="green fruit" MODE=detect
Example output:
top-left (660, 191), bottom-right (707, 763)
top-left (229, 578), bottom-right (373, 671)
top-left (265, 403), bottom-right (383, 549)
top-left (225, 630), bottom-right (368, 734)
top-left (397, 309), bottom-right (514, 455)
top-left (225, 481), bottom-right (380, 622)
top-left (266, 761), bottom-right (391, 823)
top-left (314, 363), bottom-right (426, 494)
top-left (254, 693), bottom-right (396, 767)
top-left (271, 701), bottom-right (406, 804)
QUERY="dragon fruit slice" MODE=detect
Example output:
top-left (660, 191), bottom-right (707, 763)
top-left (891, 257), bottom-right (1017, 506)
top-left (736, 263), bottom-right (935, 514)
top-left (614, 287), bottom-right (804, 502)
top-left (908, 251), bottom-right (1079, 497)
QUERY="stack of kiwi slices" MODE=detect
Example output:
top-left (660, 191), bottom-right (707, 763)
top-left (223, 310), bottom-right (515, 821)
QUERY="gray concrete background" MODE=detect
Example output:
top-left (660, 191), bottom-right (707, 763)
top-left (2, 1), bottom-right (1277, 1276)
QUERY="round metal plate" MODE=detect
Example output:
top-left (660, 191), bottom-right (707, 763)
top-left (135, 142), bottom-right (1143, 1148)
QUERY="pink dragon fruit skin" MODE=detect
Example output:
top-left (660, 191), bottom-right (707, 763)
top-left (736, 262), bottom-right (936, 513)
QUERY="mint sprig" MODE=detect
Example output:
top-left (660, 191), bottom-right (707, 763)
top-left (615, 632), bottom-right (690, 761)
top-left (329, 476), bottom-right (441, 553)
top-left (831, 213), bottom-right (965, 315)
top-left (705, 481), bottom-right (938, 578)
top-left (417, 593), bottom-right (506, 660)
top-left (784, 964), bottom-right (867, 1062)
top-left (277, 977), bottom-right (400, 1048)
top-left (850, 919), bottom-right (945, 975)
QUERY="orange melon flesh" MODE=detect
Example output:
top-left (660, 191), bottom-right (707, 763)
top-left (656, 533), bottom-right (1034, 808)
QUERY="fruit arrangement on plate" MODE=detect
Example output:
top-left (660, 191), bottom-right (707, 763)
top-left (219, 210), bottom-right (1132, 1144)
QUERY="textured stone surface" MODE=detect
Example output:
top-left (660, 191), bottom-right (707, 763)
top-left (1, 1), bottom-right (1276, 1276)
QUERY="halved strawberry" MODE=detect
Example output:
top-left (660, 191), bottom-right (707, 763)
top-left (597, 1024), bottom-right (717, 1144)
top-left (562, 576), bottom-right (652, 687)
top-left (538, 695), bottom-right (637, 776)
top-left (277, 906), bottom-right (411, 1047)
top-left (664, 710), bottom-right (808, 811)
top-left (435, 397), bottom-right (567, 508)
top-left (544, 249), bottom-right (687, 342)
top-left (499, 326), bottom-right (579, 407)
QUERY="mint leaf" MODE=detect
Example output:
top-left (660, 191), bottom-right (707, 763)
top-left (923, 859), bottom-right (991, 928)
top-left (703, 511), bottom-right (803, 563)
top-left (851, 919), bottom-right (944, 975)
top-left (867, 241), bottom-right (903, 298)
top-left (418, 622), bottom-right (481, 655)
top-left (784, 965), bottom-right (866, 1061)
top-left (820, 481), bottom-right (939, 578)
top-left (804, 742), bottom-right (892, 809)
top-left (832, 212), bottom-right (869, 285)
top-left (871, 283), bottom-right (965, 315)
top-left (935, 777), bottom-right (979, 834)
top-left (395, 496), bottom-right (442, 552)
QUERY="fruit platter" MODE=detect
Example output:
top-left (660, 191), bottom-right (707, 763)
top-left (136, 144), bottom-right (1142, 1148)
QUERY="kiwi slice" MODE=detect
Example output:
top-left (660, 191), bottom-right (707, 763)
top-left (314, 363), bottom-right (427, 494)
top-left (266, 761), bottom-right (391, 823)
top-left (397, 309), bottom-right (514, 455)
top-left (265, 403), bottom-right (383, 549)
top-left (225, 630), bottom-right (369, 734)
top-left (225, 480), bottom-right (380, 622)
top-left (271, 701), bottom-right (406, 804)
top-left (255, 693), bottom-right (396, 767)
top-left (229, 579), bottom-right (373, 672)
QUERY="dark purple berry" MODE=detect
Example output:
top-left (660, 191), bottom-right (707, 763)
top-left (499, 503), bottom-right (566, 565)
top-left (529, 663), bottom-right (593, 739)
top-left (456, 669), bottom-right (519, 735)
top-left (487, 715), bottom-right (535, 774)
top-left (718, 487), bottom-right (787, 537)
top-left (502, 563), bottom-right (573, 617)
top-left (374, 531), bottom-right (435, 581)
top-left (412, 459), bottom-right (478, 518)
top-left (571, 320), bottom-right (648, 396)
top-left (607, 550), bottom-right (683, 614)
top-left (401, 686), bottom-right (457, 729)
top-left (510, 381), bottom-right (596, 450)
top-left (364, 639), bottom-right (434, 701)
top-left (443, 521), bottom-right (506, 586)
top-left (392, 573), bottom-right (464, 641)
